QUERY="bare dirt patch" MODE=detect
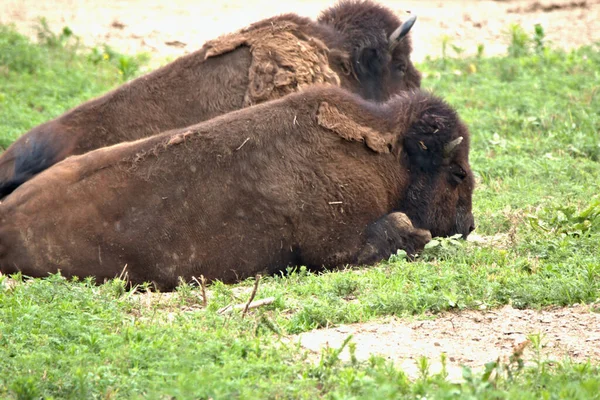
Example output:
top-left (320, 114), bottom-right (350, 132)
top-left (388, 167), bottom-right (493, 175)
top-left (2, 0), bottom-right (599, 63)
top-left (297, 304), bottom-right (600, 381)
top-left (508, 0), bottom-right (590, 13)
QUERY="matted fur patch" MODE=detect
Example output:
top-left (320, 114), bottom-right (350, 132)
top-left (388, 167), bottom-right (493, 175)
top-left (204, 21), bottom-right (341, 106)
top-left (166, 130), bottom-right (194, 146)
top-left (317, 102), bottom-right (393, 153)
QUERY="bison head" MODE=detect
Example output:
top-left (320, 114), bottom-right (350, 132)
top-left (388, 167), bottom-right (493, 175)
top-left (318, 0), bottom-right (421, 102)
top-left (395, 91), bottom-right (475, 239)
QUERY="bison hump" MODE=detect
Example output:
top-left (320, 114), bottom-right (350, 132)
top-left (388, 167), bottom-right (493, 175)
top-left (204, 20), bottom-right (341, 106)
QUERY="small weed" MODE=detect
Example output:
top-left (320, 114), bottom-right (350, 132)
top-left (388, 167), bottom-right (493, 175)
top-left (331, 275), bottom-right (360, 298)
top-left (506, 22), bottom-right (549, 58)
top-left (310, 335), bottom-right (353, 382)
top-left (528, 197), bottom-right (600, 237)
top-left (388, 249), bottom-right (408, 263)
top-left (507, 23), bottom-right (530, 57)
top-left (90, 44), bottom-right (150, 81)
top-left (533, 24), bottom-right (546, 54)
top-left (175, 278), bottom-right (200, 306)
top-left (100, 277), bottom-right (128, 298)
top-left (9, 376), bottom-right (40, 400)
top-left (441, 34), bottom-right (451, 60)
top-left (476, 43), bottom-right (485, 58)
top-left (417, 356), bottom-right (430, 380)
top-left (421, 233), bottom-right (465, 260)
top-left (34, 18), bottom-right (76, 49)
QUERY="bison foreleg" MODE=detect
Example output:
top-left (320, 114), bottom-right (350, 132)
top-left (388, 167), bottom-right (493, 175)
top-left (356, 212), bottom-right (432, 265)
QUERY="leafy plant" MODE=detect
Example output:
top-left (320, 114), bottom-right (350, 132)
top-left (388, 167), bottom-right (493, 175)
top-left (533, 23), bottom-right (546, 54)
top-left (34, 17), bottom-right (76, 48)
top-left (528, 197), bottom-right (600, 237)
top-left (91, 44), bottom-right (150, 81)
top-left (507, 23), bottom-right (530, 57)
top-left (421, 233), bottom-right (465, 260)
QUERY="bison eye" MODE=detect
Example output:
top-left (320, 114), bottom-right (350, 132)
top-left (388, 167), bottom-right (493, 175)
top-left (450, 166), bottom-right (467, 184)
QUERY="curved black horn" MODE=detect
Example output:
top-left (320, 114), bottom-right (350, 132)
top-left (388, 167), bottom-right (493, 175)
top-left (444, 136), bottom-right (463, 158)
top-left (388, 14), bottom-right (417, 44)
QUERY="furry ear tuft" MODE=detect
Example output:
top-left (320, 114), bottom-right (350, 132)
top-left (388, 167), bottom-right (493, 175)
top-left (329, 49), bottom-right (353, 76)
top-left (317, 102), bottom-right (393, 153)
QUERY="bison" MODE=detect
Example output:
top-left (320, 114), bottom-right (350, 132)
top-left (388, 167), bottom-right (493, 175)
top-left (0, 0), bottom-right (421, 198)
top-left (0, 85), bottom-right (475, 291)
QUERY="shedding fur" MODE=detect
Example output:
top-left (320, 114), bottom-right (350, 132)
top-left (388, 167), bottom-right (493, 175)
top-left (204, 20), bottom-right (341, 106)
top-left (317, 101), bottom-right (392, 153)
top-left (166, 130), bottom-right (194, 146)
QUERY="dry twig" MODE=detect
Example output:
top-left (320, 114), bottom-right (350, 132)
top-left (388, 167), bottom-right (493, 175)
top-left (192, 275), bottom-right (208, 308)
top-left (118, 264), bottom-right (129, 281)
top-left (235, 137), bottom-right (250, 151)
top-left (242, 274), bottom-right (262, 318)
top-left (217, 297), bottom-right (275, 315)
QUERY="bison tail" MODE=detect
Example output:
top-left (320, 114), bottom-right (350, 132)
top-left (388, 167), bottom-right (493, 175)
top-left (0, 134), bottom-right (64, 199)
top-left (0, 173), bottom-right (36, 199)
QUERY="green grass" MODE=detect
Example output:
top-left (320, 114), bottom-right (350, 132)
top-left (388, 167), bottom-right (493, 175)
top-left (0, 21), bottom-right (149, 149)
top-left (2, 275), bottom-right (600, 399)
top-left (1, 24), bottom-right (599, 399)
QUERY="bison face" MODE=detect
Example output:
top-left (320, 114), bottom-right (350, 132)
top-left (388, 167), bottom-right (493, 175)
top-left (318, 1), bottom-right (421, 102)
top-left (397, 96), bottom-right (475, 239)
top-left (422, 151), bottom-right (475, 239)
top-left (387, 22), bottom-right (422, 94)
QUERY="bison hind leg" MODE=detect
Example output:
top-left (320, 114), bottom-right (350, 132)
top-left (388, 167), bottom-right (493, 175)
top-left (356, 212), bottom-right (432, 265)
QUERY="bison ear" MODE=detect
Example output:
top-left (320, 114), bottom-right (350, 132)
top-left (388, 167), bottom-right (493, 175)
top-left (317, 102), bottom-right (393, 154)
top-left (328, 49), bottom-right (352, 76)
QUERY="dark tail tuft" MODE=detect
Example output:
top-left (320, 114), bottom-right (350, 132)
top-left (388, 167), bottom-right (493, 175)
top-left (0, 173), bottom-right (36, 199)
top-left (0, 135), bottom-right (63, 199)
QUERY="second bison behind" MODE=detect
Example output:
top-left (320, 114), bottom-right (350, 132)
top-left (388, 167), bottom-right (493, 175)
top-left (0, 86), bottom-right (475, 290)
top-left (0, 0), bottom-right (420, 198)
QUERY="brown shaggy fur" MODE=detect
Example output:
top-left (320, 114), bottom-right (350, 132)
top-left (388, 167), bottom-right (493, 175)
top-left (0, 86), bottom-right (473, 291)
top-left (0, 0), bottom-right (421, 198)
top-left (204, 20), bottom-right (340, 106)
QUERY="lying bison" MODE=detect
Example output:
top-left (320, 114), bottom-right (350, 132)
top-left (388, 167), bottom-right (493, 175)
top-left (0, 0), bottom-right (421, 198)
top-left (0, 86), bottom-right (475, 291)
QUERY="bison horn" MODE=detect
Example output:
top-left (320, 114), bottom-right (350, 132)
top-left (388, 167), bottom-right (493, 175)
top-left (388, 14), bottom-right (417, 45)
top-left (444, 136), bottom-right (463, 158)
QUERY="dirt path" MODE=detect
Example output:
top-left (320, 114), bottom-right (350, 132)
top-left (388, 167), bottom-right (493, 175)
top-left (297, 304), bottom-right (600, 381)
top-left (2, 0), bottom-right (599, 62)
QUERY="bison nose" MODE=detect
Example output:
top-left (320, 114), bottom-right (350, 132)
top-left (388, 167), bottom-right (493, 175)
top-left (469, 225), bottom-right (476, 233)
